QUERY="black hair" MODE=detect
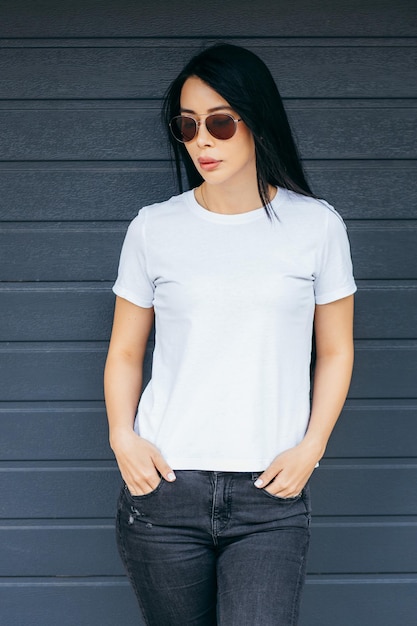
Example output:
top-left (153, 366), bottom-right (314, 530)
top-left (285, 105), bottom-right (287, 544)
top-left (162, 43), bottom-right (315, 217)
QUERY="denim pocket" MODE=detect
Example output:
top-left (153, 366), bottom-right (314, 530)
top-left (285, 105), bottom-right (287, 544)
top-left (259, 488), bottom-right (304, 503)
top-left (251, 473), bottom-right (304, 503)
top-left (124, 478), bottom-right (165, 501)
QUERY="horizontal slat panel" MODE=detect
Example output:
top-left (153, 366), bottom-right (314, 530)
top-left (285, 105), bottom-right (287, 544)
top-left (349, 341), bottom-right (417, 398)
top-left (309, 521), bottom-right (417, 574)
top-left (310, 463), bottom-right (417, 516)
top-left (0, 341), bottom-right (415, 401)
top-left (0, 524), bottom-right (123, 577)
top-left (0, 342), bottom-right (154, 401)
top-left (0, 105), bottom-right (165, 162)
top-left (0, 399), bottom-right (415, 462)
top-left (1, 46), bottom-right (415, 99)
top-left (0, 464), bottom-right (122, 519)
top-left (1, 576), bottom-right (415, 626)
top-left (0, 579), bottom-right (142, 626)
top-left (0, 223), bottom-right (125, 281)
top-left (0, 102), bottom-right (414, 160)
top-left (1, 161), bottom-right (416, 222)
top-left (2, 281), bottom-right (417, 341)
top-left (0, 284), bottom-right (115, 341)
top-left (2, 37), bottom-right (416, 48)
top-left (1, 222), bottom-right (416, 281)
top-left (0, 403), bottom-right (111, 460)
top-left (354, 282), bottom-right (417, 339)
top-left (0, 463), bottom-right (415, 518)
top-left (300, 577), bottom-right (417, 626)
top-left (307, 161), bottom-right (417, 220)
top-left (1, 399), bottom-right (415, 461)
top-left (0, 0), bottom-right (414, 36)
top-left (290, 103), bottom-right (416, 160)
top-left (0, 164), bottom-right (174, 221)
top-left (348, 222), bottom-right (417, 280)
top-left (327, 401), bottom-right (417, 458)
top-left (0, 343), bottom-right (108, 401)
top-left (1, 520), bottom-right (415, 576)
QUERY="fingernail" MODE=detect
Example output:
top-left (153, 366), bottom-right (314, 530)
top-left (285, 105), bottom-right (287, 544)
top-left (167, 472), bottom-right (176, 482)
top-left (254, 478), bottom-right (263, 488)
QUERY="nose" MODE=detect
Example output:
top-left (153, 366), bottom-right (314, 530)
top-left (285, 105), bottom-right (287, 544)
top-left (195, 119), bottom-right (214, 147)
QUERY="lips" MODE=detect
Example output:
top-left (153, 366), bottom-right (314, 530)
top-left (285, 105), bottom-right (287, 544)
top-left (198, 157), bottom-right (221, 171)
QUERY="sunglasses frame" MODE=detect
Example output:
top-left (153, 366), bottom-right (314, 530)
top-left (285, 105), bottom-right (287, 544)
top-left (169, 113), bottom-right (242, 143)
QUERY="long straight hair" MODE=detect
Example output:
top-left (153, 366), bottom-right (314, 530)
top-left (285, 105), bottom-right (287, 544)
top-left (162, 43), bottom-right (316, 217)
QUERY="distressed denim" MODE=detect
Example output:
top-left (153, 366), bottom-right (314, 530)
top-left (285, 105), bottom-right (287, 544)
top-left (116, 470), bottom-right (311, 626)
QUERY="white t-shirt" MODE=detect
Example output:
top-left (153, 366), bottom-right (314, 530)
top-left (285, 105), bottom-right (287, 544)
top-left (113, 188), bottom-right (356, 471)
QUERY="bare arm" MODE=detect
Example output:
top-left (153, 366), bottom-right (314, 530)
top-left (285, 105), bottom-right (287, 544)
top-left (104, 296), bottom-right (175, 495)
top-left (255, 294), bottom-right (354, 496)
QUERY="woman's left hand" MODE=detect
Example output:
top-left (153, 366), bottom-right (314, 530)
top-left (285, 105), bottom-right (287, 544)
top-left (254, 440), bottom-right (323, 498)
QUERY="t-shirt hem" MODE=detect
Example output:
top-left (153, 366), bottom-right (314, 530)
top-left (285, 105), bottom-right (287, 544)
top-left (112, 285), bottom-right (153, 309)
top-left (315, 283), bottom-right (357, 305)
top-left (165, 457), bottom-right (271, 472)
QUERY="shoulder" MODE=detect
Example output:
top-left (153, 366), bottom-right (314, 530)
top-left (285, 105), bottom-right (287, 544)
top-left (123, 190), bottom-right (192, 242)
top-left (134, 190), bottom-right (193, 225)
top-left (276, 188), bottom-right (347, 232)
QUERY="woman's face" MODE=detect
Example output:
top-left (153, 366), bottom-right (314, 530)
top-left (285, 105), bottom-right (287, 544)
top-left (179, 76), bottom-right (257, 189)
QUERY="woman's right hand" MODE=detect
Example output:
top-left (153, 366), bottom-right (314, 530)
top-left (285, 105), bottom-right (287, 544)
top-left (111, 430), bottom-right (176, 496)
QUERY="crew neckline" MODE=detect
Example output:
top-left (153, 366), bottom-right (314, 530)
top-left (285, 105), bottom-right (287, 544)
top-left (186, 188), bottom-right (285, 224)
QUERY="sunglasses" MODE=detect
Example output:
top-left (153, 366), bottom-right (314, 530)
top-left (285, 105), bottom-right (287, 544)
top-left (169, 113), bottom-right (242, 143)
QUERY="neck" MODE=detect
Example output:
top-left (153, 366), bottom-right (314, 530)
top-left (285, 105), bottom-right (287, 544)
top-left (198, 182), bottom-right (276, 215)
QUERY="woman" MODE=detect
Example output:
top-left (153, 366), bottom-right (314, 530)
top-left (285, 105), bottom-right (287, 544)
top-left (104, 44), bottom-right (356, 626)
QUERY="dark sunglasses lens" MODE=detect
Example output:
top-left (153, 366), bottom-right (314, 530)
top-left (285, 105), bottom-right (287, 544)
top-left (206, 114), bottom-right (236, 140)
top-left (170, 116), bottom-right (197, 142)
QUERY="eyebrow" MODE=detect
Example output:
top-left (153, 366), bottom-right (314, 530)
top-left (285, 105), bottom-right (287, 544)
top-left (180, 105), bottom-right (234, 114)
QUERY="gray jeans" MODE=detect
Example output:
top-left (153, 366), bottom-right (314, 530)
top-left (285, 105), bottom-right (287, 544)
top-left (116, 470), bottom-right (311, 626)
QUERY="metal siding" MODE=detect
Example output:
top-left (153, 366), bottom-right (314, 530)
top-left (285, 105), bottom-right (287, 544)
top-left (2, 221), bottom-right (417, 280)
top-left (1, 464), bottom-right (416, 519)
top-left (1, 2), bottom-right (416, 625)
top-left (0, 0), bottom-right (415, 36)
top-left (1, 580), bottom-right (416, 626)
top-left (0, 45), bottom-right (416, 99)
top-left (2, 282), bottom-right (417, 341)
top-left (0, 101), bottom-right (415, 160)
top-left (1, 161), bottom-right (416, 221)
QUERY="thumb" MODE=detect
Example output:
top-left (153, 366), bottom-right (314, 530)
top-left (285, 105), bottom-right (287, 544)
top-left (153, 451), bottom-right (176, 482)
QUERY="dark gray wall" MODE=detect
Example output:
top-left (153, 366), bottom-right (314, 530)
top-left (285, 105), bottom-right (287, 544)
top-left (0, 1), bottom-right (416, 624)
